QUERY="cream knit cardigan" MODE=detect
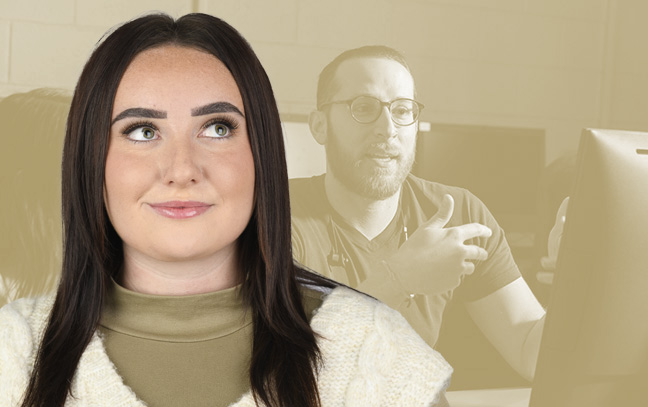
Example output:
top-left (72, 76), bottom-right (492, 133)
top-left (0, 287), bottom-right (452, 406)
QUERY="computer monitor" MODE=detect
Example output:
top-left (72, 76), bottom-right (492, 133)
top-left (412, 123), bottom-right (545, 239)
top-left (530, 128), bottom-right (648, 406)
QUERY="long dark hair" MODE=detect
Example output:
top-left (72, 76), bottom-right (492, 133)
top-left (21, 13), bottom-right (336, 407)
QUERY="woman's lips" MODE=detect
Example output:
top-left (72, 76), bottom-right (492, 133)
top-left (148, 201), bottom-right (213, 219)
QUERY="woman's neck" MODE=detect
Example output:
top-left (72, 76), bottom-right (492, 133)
top-left (119, 244), bottom-right (241, 296)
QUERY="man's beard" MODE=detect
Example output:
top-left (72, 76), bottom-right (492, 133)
top-left (326, 131), bottom-right (415, 200)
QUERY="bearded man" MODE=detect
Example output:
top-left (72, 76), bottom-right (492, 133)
top-left (289, 46), bottom-right (545, 382)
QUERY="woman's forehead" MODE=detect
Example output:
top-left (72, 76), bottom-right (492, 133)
top-left (113, 45), bottom-right (245, 116)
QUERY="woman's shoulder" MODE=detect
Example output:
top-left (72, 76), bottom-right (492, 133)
top-left (0, 295), bottom-right (55, 405)
top-left (0, 295), bottom-right (54, 344)
top-left (301, 284), bottom-right (380, 325)
top-left (315, 285), bottom-right (418, 330)
top-left (0, 294), bottom-right (54, 334)
top-left (313, 287), bottom-right (453, 406)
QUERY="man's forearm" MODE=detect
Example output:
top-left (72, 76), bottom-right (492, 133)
top-left (520, 314), bottom-right (546, 381)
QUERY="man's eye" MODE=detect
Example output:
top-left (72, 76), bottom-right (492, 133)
top-left (392, 106), bottom-right (412, 116)
top-left (354, 103), bottom-right (376, 114)
top-left (203, 121), bottom-right (234, 138)
top-left (127, 126), bottom-right (157, 141)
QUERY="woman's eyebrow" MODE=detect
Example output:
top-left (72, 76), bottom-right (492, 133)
top-left (191, 102), bottom-right (244, 117)
top-left (110, 102), bottom-right (244, 125)
top-left (112, 108), bottom-right (166, 124)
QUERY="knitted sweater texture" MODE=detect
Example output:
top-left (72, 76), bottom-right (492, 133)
top-left (0, 287), bottom-right (452, 406)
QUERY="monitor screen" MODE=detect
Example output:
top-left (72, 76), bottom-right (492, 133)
top-left (412, 123), bottom-right (545, 241)
top-left (530, 128), bottom-right (648, 406)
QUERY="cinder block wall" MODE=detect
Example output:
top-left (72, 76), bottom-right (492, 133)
top-left (0, 0), bottom-right (645, 163)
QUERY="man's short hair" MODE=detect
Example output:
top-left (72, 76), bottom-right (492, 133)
top-left (316, 45), bottom-right (413, 109)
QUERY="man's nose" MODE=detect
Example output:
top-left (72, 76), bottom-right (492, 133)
top-left (372, 106), bottom-right (398, 139)
top-left (162, 139), bottom-right (203, 186)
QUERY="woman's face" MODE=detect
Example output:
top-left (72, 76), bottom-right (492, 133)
top-left (104, 45), bottom-right (255, 266)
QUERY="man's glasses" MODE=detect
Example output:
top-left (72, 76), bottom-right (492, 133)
top-left (320, 95), bottom-right (424, 126)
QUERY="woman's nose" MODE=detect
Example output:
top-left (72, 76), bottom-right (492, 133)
top-left (161, 139), bottom-right (203, 186)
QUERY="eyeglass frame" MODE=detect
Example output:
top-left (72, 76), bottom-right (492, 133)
top-left (318, 95), bottom-right (424, 126)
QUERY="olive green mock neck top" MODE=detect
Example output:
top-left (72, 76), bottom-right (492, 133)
top-left (99, 280), bottom-right (252, 406)
top-left (99, 279), bottom-right (321, 407)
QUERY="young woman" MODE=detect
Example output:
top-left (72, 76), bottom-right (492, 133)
top-left (0, 13), bottom-right (451, 407)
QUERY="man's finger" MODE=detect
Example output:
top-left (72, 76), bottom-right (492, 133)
top-left (555, 196), bottom-right (570, 223)
top-left (426, 194), bottom-right (454, 229)
top-left (454, 223), bottom-right (492, 241)
top-left (541, 256), bottom-right (557, 271)
top-left (461, 261), bottom-right (476, 275)
top-left (464, 245), bottom-right (488, 262)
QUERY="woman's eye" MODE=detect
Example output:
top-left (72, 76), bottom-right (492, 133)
top-left (204, 122), bottom-right (232, 139)
top-left (127, 126), bottom-right (157, 141)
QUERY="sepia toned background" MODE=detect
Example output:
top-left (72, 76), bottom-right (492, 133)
top-left (1, 0), bottom-right (647, 308)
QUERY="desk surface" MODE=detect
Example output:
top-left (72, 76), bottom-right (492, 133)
top-left (446, 387), bottom-right (531, 407)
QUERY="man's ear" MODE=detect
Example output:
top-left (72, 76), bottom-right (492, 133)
top-left (308, 110), bottom-right (328, 146)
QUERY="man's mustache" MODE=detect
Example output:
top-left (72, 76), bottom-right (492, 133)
top-left (364, 143), bottom-right (401, 157)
